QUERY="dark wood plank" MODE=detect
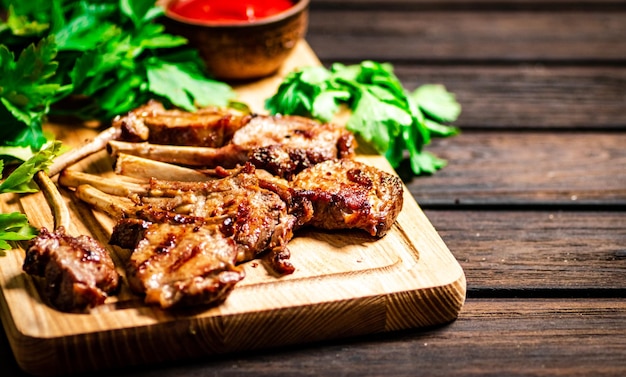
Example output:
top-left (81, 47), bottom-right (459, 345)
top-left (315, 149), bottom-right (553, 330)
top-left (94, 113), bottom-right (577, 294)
top-left (307, 9), bottom-right (626, 62)
top-left (312, 0), bottom-right (626, 7)
top-left (3, 299), bottom-right (625, 377)
top-left (392, 65), bottom-right (626, 129)
top-left (424, 210), bottom-right (626, 292)
top-left (401, 131), bottom-right (626, 206)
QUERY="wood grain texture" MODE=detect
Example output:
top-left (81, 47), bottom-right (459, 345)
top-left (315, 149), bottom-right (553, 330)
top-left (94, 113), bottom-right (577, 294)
top-left (3, 298), bottom-right (623, 377)
top-left (312, 0), bottom-right (626, 7)
top-left (391, 65), bottom-right (626, 129)
top-left (401, 131), bottom-right (626, 207)
top-left (307, 8), bottom-right (626, 62)
top-left (425, 210), bottom-right (626, 292)
top-left (0, 41), bottom-right (465, 376)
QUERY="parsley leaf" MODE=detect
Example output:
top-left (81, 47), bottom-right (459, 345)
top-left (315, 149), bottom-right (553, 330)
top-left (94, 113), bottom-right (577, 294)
top-left (0, 141), bottom-right (63, 193)
top-left (0, 35), bottom-right (70, 160)
top-left (265, 61), bottom-right (462, 176)
top-left (0, 142), bottom-right (62, 251)
top-left (4, 5), bottom-right (50, 36)
top-left (0, 212), bottom-right (37, 252)
top-left (146, 53), bottom-right (235, 111)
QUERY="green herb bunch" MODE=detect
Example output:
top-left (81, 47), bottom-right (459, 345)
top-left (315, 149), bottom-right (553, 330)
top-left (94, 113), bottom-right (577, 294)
top-left (266, 61), bottom-right (461, 175)
top-left (0, 142), bottom-right (62, 253)
top-left (0, 0), bottom-right (235, 161)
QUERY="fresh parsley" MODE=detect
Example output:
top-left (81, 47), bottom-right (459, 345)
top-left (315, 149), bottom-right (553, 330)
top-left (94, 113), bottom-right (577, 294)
top-left (0, 212), bottom-right (36, 253)
top-left (265, 61), bottom-right (461, 175)
top-left (0, 142), bottom-right (62, 252)
top-left (0, 0), bottom-right (235, 161)
top-left (0, 35), bottom-right (69, 160)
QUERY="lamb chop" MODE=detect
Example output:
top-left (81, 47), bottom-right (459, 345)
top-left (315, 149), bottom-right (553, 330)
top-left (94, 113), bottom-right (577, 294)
top-left (133, 163), bottom-right (305, 270)
top-left (108, 112), bottom-right (356, 179)
top-left (112, 100), bottom-right (250, 146)
top-left (291, 159), bottom-right (404, 237)
top-left (22, 172), bottom-right (120, 312)
top-left (113, 218), bottom-right (244, 309)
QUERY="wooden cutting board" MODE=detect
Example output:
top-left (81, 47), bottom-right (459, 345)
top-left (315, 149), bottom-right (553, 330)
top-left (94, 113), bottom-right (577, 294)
top-left (0, 41), bottom-right (466, 376)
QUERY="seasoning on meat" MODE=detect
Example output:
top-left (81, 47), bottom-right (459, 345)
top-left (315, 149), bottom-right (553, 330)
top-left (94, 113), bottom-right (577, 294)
top-left (291, 159), bottom-right (404, 237)
top-left (22, 171), bottom-right (120, 312)
top-left (51, 102), bottom-right (405, 310)
top-left (109, 102), bottom-right (356, 179)
top-left (23, 226), bottom-right (120, 312)
top-left (113, 100), bottom-right (250, 146)
top-left (114, 218), bottom-right (244, 309)
top-left (67, 163), bottom-right (307, 308)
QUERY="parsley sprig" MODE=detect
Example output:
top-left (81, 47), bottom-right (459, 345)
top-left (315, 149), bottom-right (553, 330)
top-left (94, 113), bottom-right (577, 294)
top-left (0, 36), bottom-right (68, 156)
top-left (0, 142), bottom-right (62, 253)
top-left (266, 61), bottom-right (461, 175)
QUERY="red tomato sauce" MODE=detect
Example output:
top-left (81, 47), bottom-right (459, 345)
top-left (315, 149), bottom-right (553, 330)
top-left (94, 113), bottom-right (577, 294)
top-left (168, 0), bottom-right (294, 23)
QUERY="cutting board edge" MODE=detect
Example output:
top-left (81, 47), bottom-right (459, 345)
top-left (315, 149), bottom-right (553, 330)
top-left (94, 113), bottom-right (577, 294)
top-left (5, 269), bottom-right (466, 377)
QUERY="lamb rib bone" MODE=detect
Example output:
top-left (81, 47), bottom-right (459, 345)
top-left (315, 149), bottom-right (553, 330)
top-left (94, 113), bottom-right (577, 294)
top-left (114, 153), bottom-right (220, 182)
top-left (59, 169), bottom-right (148, 197)
top-left (48, 126), bottom-right (121, 177)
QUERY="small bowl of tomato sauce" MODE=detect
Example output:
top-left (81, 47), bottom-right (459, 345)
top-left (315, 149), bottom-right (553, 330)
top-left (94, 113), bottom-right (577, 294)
top-left (162, 0), bottom-right (309, 81)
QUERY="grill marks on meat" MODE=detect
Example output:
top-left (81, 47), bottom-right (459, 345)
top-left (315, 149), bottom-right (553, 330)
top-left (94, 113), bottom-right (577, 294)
top-left (125, 164), bottom-right (305, 268)
top-left (113, 100), bottom-right (250, 146)
top-left (116, 219), bottom-right (244, 309)
top-left (96, 164), bottom-right (305, 308)
top-left (23, 227), bottom-right (120, 312)
top-left (291, 159), bottom-right (404, 237)
top-left (239, 115), bottom-right (356, 179)
top-left (112, 102), bottom-right (356, 179)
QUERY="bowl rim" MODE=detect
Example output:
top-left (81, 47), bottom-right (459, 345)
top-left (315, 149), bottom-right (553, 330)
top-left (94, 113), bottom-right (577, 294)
top-left (163, 0), bottom-right (309, 28)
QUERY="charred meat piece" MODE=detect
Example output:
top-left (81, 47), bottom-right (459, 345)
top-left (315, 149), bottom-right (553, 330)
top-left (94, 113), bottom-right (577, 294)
top-left (22, 171), bottom-right (120, 312)
top-left (80, 163), bottom-right (306, 279)
top-left (23, 226), bottom-right (120, 312)
top-left (115, 219), bottom-right (244, 309)
top-left (239, 115), bottom-right (356, 178)
top-left (103, 164), bottom-right (304, 308)
top-left (291, 159), bottom-right (404, 237)
top-left (135, 164), bottom-right (306, 269)
top-left (113, 100), bottom-right (250, 146)
top-left (108, 113), bottom-right (356, 179)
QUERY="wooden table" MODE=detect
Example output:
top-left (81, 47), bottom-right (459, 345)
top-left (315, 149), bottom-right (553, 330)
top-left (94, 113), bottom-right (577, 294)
top-left (2, 0), bottom-right (625, 375)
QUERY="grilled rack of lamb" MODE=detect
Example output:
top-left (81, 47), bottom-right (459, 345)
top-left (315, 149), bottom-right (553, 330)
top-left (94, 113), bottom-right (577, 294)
top-left (31, 101), bottom-right (404, 311)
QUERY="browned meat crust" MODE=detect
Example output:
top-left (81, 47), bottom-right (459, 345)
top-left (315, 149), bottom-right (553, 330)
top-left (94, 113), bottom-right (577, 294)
top-left (113, 100), bottom-right (250, 146)
top-left (291, 159), bottom-right (404, 237)
top-left (117, 219), bottom-right (244, 309)
top-left (23, 227), bottom-right (120, 312)
top-left (102, 163), bottom-right (307, 307)
top-left (50, 103), bottom-right (405, 310)
top-left (111, 102), bottom-right (356, 179)
top-left (122, 163), bottom-right (308, 267)
top-left (240, 115), bottom-right (356, 178)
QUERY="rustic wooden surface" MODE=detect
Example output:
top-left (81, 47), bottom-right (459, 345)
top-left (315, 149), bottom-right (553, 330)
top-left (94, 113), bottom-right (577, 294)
top-left (2, 0), bottom-right (626, 375)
